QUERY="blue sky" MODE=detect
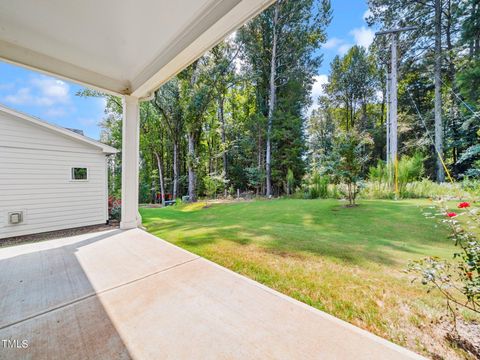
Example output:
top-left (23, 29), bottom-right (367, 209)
top-left (311, 1), bottom-right (375, 112)
top-left (0, 0), bottom-right (374, 139)
top-left (0, 63), bottom-right (106, 139)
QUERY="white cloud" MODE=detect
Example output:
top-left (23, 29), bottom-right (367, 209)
top-left (311, 74), bottom-right (328, 99)
top-left (338, 43), bottom-right (353, 55)
top-left (363, 9), bottom-right (373, 21)
top-left (2, 76), bottom-right (70, 107)
top-left (3, 87), bottom-right (32, 105)
top-left (307, 74), bottom-right (329, 115)
top-left (31, 77), bottom-right (70, 105)
top-left (324, 37), bottom-right (343, 49)
top-left (2, 76), bottom-right (72, 118)
top-left (0, 75), bottom-right (75, 118)
top-left (350, 26), bottom-right (375, 49)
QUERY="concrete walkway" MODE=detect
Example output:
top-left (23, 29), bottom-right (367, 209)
top-left (0, 229), bottom-right (424, 359)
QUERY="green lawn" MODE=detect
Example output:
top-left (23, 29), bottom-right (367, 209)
top-left (140, 199), bottom-right (472, 358)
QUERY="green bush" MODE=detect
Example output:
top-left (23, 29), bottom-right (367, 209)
top-left (324, 131), bottom-right (371, 206)
top-left (302, 151), bottom-right (480, 200)
top-left (327, 183), bottom-right (341, 199)
top-left (286, 169), bottom-right (295, 196)
top-left (110, 203), bottom-right (121, 221)
top-left (398, 153), bottom-right (424, 197)
top-left (461, 177), bottom-right (480, 195)
top-left (366, 153), bottom-right (425, 198)
top-left (368, 160), bottom-right (389, 183)
top-left (362, 179), bottom-right (474, 199)
top-left (367, 160), bottom-right (394, 198)
top-left (302, 172), bottom-right (330, 199)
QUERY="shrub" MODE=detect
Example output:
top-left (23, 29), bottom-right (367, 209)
top-left (108, 196), bottom-right (121, 221)
top-left (362, 179), bottom-right (475, 200)
top-left (324, 131), bottom-right (372, 206)
top-left (407, 200), bottom-right (480, 327)
top-left (461, 177), bottom-right (480, 195)
top-left (328, 183), bottom-right (341, 199)
top-left (311, 172), bottom-right (329, 199)
top-left (368, 160), bottom-right (389, 183)
top-left (366, 152), bottom-right (425, 198)
top-left (286, 169), bottom-right (295, 196)
top-left (108, 196), bottom-right (122, 221)
top-left (302, 172), bottom-right (330, 199)
top-left (398, 152), bottom-right (424, 197)
top-left (110, 203), bottom-right (121, 221)
top-left (203, 173), bottom-right (228, 200)
top-left (245, 167), bottom-right (265, 192)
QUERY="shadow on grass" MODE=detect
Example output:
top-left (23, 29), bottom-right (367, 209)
top-left (141, 199), bottom-right (451, 267)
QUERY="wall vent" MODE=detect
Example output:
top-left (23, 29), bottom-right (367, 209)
top-left (8, 211), bottom-right (23, 225)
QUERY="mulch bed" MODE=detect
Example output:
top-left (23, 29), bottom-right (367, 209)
top-left (0, 223), bottom-right (119, 248)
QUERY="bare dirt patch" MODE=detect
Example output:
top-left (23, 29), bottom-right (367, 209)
top-left (444, 321), bottom-right (480, 359)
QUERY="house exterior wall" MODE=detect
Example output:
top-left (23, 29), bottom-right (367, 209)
top-left (0, 111), bottom-right (109, 239)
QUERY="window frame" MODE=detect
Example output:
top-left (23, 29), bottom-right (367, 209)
top-left (70, 167), bottom-right (89, 182)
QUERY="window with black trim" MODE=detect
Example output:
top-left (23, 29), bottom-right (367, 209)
top-left (71, 167), bottom-right (88, 181)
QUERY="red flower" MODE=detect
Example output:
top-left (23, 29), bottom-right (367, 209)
top-left (446, 212), bottom-right (457, 218)
top-left (458, 202), bottom-right (470, 208)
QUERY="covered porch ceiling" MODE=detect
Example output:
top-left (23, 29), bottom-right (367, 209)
top-left (0, 0), bottom-right (273, 97)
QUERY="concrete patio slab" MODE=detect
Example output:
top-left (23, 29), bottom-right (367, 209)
top-left (0, 229), bottom-right (424, 359)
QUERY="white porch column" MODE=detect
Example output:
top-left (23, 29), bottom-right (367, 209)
top-left (120, 95), bottom-right (141, 229)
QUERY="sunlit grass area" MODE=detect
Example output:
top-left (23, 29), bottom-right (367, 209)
top-left (140, 199), bottom-right (474, 358)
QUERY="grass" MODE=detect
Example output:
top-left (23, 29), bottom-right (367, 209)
top-left (140, 199), bottom-right (476, 359)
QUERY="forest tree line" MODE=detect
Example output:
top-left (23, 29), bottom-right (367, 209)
top-left (85, 0), bottom-right (480, 203)
top-left (310, 0), bottom-right (480, 182)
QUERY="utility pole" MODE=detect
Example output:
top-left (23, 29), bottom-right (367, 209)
top-left (386, 70), bottom-right (390, 166)
top-left (434, 0), bottom-right (444, 183)
top-left (375, 26), bottom-right (416, 195)
top-left (390, 33), bottom-right (398, 173)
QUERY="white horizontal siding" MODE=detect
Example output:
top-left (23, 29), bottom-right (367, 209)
top-left (0, 199), bottom-right (106, 208)
top-left (0, 113), bottom-right (101, 153)
top-left (0, 112), bottom-right (109, 239)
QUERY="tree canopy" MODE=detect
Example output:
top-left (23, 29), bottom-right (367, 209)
top-left (85, 0), bottom-right (480, 203)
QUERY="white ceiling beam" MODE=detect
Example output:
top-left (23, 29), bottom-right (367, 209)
top-left (0, 39), bottom-right (130, 96)
top-left (0, 0), bottom-right (274, 98)
top-left (131, 0), bottom-right (274, 98)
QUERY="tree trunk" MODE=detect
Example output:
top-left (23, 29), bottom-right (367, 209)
top-left (266, 2), bottom-right (279, 198)
top-left (219, 95), bottom-right (227, 177)
top-left (445, 0), bottom-right (459, 176)
top-left (172, 140), bottom-right (178, 199)
top-left (351, 97), bottom-right (355, 128)
top-left (345, 100), bottom-right (349, 131)
top-left (207, 136), bottom-right (214, 174)
top-left (154, 152), bottom-right (165, 206)
top-left (256, 129), bottom-right (261, 196)
top-left (434, 0), bottom-right (445, 182)
top-left (380, 77), bottom-right (386, 125)
top-left (187, 133), bottom-right (197, 202)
